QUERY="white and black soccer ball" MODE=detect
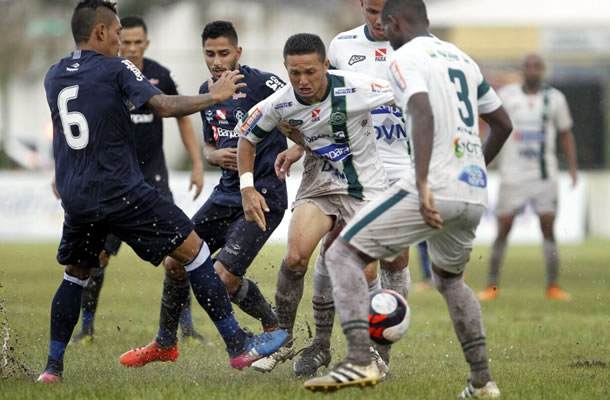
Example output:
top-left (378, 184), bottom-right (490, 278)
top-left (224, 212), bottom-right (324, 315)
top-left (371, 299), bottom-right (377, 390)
top-left (368, 289), bottom-right (410, 345)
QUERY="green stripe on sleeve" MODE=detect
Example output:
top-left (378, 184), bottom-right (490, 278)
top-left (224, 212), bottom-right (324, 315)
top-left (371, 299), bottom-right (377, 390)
top-left (251, 125), bottom-right (270, 139)
top-left (477, 79), bottom-right (491, 99)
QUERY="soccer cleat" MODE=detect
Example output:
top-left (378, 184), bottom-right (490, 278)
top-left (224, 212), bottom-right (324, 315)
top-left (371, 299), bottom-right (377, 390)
top-left (119, 340), bottom-right (179, 367)
top-left (36, 372), bottom-right (61, 384)
top-left (251, 337), bottom-right (295, 373)
top-left (458, 380), bottom-right (501, 398)
top-left (303, 361), bottom-right (379, 392)
top-left (293, 341), bottom-right (332, 377)
top-left (546, 284), bottom-right (572, 301)
top-left (370, 347), bottom-right (389, 381)
top-left (229, 329), bottom-right (289, 370)
top-left (69, 329), bottom-right (93, 345)
top-left (478, 286), bottom-right (499, 301)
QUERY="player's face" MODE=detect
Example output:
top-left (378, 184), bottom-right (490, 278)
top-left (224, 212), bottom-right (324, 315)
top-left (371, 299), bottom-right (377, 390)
top-left (361, 0), bottom-right (387, 40)
top-left (120, 26), bottom-right (149, 67)
top-left (522, 55), bottom-right (545, 88)
top-left (285, 53), bottom-right (329, 104)
top-left (204, 36), bottom-right (242, 80)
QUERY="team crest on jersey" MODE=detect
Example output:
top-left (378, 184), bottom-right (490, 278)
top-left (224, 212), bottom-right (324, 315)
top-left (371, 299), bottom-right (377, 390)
top-left (311, 109), bottom-right (321, 122)
top-left (458, 165), bottom-right (487, 188)
top-left (348, 55), bottom-right (366, 66)
top-left (205, 109), bottom-right (214, 122)
top-left (233, 92), bottom-right (247, 100)
top-left (233, 108), bottom-right (246, 121)
top-left (330, 111), bottom-right (347, 126)
top-left (375, 48), bottom-right (387, 62)
top-left (389, 60), bottom-right (407, 91)
top-left (240, 108), bottom-right (262, 136)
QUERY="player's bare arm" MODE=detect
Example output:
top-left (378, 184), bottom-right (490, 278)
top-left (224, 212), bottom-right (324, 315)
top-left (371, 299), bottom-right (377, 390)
top-left (408, 92), bottom-right (442, 229)
top-left (147, 70), bottom-right (246, 117)
top-left (274, 144), bottom-right (305, 180)
top-left (177, 115), bottom-right (204, 200)
top-left (480, 105), bottom-right (513, 166)
top-left (237, 137), bottom-right (269, 231)
top-left (559, 129), bottom-right (578, 186)
top-left (204, 141), bottom-right (238, 171)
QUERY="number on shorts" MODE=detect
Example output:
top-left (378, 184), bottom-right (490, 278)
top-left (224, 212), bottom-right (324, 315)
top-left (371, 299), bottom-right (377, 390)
top-left (57, 85), bottom-right (89, 149)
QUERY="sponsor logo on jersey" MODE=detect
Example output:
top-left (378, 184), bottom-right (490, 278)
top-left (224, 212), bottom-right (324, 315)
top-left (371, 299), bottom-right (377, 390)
top-left (371, 82), bottom-right (391, 93)
top-left (232, 92), bottom-right (247, 100)
top-left (372, 105), bottom-right (403, 118)
top-left (514, 130), bottom-right (545, 142)
top-left (205, 109), bottom-right (214, 122)
top-left (375, 118), bottom-right (407, 144)
top-left (330, 111), bottom-right (347, 126)
top-left (240, 108), bottom-right (262, 136)
top-left (233, 108), bottom-right (246, 121)
top-left (306, 133), bottom-right (332, 143)
top-left (288, 119), bottom-right (303, 126)
top-left (121, 59), bottom-right (144, 81)
top-left (375, 48), bottom-right (387, 62)
top-left (338, 34), bottom-right (357, 40)
top-left (453, 138), bottom-right (482, 158)
top-left (313, 142), bottom-right (352, 163)
top-left (312, 109), bottom-right (321, 122)
top-left (212, 125), bottom-right (240, 141)
top-left (215, 110), bottom-right (229, 124)
top-left (389, 60), bottom-right (406, 91)
top-left (265, 76), bottom-right (284, 91)
top-left (348, 55), bottom-right (366, 65)
top-left (458, 165), bottom-right (487, 188)
top-left (274, 101), bottom-right (293, 110)
top-left (519, 147), bottom-right (541, 160)
top-left (149, 78), bottom-right (160, 85)
top-left (131, 113), bottom-right (154, 124)
top-left (66, 63), bottom-right (80, 72)
top-left (333, 88), bottom-right (356, 96)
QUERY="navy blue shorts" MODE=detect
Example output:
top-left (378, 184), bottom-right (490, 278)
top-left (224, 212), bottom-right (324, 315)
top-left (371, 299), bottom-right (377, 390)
top-left (192, 199), bottom-right (284, 277)
top-left (57, 183), bottom-right (193, 269)
top-left (101, 180), bottom-right (174, 257)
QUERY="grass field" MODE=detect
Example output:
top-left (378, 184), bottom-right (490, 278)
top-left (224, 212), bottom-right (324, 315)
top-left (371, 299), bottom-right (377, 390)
top-left (0, 241), bottom-right (608, 399)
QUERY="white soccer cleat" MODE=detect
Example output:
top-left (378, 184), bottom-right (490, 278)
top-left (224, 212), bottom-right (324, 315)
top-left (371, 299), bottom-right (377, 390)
top-left (458, 381), bottom-right (501, 398)
top-left (251, 338), bottom-right (295, 373)
top-left (303, 361), bottom-right (379, 392)
top-left (370, 346), bottom-right (389, 381)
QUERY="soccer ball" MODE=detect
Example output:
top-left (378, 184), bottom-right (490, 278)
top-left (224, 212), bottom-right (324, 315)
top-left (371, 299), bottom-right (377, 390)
top-left (368, 289), bottom-right (410, 345)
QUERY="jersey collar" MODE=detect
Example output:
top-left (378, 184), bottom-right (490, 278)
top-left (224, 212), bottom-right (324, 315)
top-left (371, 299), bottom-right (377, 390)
top-left (363, 25), bottom-right (377, 42)
top-left (293, 73), bottom-right (332, 106)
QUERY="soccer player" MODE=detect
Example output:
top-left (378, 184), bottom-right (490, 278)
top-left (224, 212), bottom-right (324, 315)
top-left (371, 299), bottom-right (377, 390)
top-left (69, 15), bottom-right (205, 345)
top-left (236, 33), bottom-right (393, 376)
top-left (118, 20), bottom-right (288, 367)
top-left (303, 0), bottom-right (513, 396)
top-left (37, 0), bottom-right (287, 383)
top-left (478, 53), bottom-right (578, 302)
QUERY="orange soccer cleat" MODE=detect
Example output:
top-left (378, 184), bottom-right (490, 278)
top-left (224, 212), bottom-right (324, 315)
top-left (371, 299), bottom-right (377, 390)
top-left (119, 340), bottom-right (179, 367)
top-left (546, 284), bottom-right (572, 301)
top-left (478, 285), bottom-right (500, 301)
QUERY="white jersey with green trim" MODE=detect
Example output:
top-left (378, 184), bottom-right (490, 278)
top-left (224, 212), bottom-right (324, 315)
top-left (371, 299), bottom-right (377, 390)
top-left (328, 24), bottom-right (410, 182)
top-left (388, 35), bottom-right (502, 206)
top-left (237, 69), bottom-right (391, 200)
top-left (496, 83), bottom-right (572, 184)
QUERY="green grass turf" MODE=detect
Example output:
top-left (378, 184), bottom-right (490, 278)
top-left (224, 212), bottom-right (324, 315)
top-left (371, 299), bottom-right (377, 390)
top-left (0, 240), bottom-right (608, 399)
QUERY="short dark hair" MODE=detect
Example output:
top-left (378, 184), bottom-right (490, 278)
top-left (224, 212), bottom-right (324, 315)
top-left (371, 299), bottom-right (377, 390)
top-left (71, 0), bottom-right (118, 43)
top-left (283, 33), bottom-right (326, 62)
top-left (201, 21), bottom-right (238, 47)
top-left (381, 0), bottom-right (428, 25)
top-left (121, 15), bottom-right (147, 35)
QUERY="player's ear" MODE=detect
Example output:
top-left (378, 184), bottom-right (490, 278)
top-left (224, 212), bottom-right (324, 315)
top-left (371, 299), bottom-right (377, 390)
top-left (144, 39), bottom-right (150, 51)
top-left (236, 46), bottom-right (243, 61)
top-left (94, 22), bottom-right (106, 42)
top-left (323, 58), bottom-right (330, 71)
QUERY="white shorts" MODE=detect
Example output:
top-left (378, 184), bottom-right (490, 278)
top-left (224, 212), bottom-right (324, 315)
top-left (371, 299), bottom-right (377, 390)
top-left (496, 180), bottom-right (558, 217)
top-left (342, 185), bottom-right (485, 274)
top-left (292, 194), bottom-right (368, 228)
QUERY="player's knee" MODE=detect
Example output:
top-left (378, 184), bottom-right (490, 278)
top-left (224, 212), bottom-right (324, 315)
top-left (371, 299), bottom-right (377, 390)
top-left (363, 262), bottom-right (378, 282)
top-left (284, 250), bottom-right (310, 272)
top-left (214, 261), bottom-right (240, 294)
top-left (164, 257), bottom-right (188, 280)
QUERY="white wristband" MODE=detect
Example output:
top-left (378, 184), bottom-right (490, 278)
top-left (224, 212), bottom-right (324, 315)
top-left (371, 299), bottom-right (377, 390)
top-left (240, 172), bottom-right (254, 190)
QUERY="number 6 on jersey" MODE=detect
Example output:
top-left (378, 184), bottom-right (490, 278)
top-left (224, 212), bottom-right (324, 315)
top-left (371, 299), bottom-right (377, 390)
top-left (57, 85), bottom-right (89, 149)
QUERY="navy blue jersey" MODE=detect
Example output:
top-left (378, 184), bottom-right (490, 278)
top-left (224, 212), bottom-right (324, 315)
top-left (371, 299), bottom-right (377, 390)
top-left (200, 65), bottom-right (288, 211)
top-left (45, 50), bottom-right (162, 217)
top-left (132, 58), bottom-right (179, 185)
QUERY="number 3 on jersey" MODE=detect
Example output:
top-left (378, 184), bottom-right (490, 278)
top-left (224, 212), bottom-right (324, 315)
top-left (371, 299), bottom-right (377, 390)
top-left (448, 68), bottom-right (474, 127)
top-left (57, 85), bottom-right (89, 149)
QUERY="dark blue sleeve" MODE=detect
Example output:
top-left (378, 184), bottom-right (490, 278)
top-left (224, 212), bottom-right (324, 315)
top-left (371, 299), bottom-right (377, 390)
top-left (199, 83), bottom-right (215, 143)
top-left (162, 69), bottom-right (179, 96)
top-left (115, 59), bottom-right (162, 109)
top-left (260, 73), bottom-right (285, 98)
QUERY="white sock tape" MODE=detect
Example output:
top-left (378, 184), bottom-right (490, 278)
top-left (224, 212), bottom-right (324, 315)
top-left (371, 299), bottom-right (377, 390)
top-left (240, 172), bottom-right (254, 190)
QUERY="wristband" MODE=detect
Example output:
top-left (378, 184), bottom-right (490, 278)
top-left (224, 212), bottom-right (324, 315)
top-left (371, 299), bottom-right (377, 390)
top-left (240, 172), bottom-right (254, 190)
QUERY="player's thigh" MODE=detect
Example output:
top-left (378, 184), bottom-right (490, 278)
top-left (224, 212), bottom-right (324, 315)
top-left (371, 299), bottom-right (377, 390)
top-left (216, 209), bottom-right (285, 277)
top-left (495, 182), bottom-right (528, 217)
top-left (111, 188), bottom-right (195, 266)
top-left (191, 199), bottom-right (235, 254)
top-left (532, 180), bottom-right (558, 216)
top-left (342, 186), bottom-right (432, 261)
top-left (286, 201), bottom-right (335, 267)
top-left (427, 201), bottom-right (485, 275)
top-left (57, 217), bottom-right (109, 269)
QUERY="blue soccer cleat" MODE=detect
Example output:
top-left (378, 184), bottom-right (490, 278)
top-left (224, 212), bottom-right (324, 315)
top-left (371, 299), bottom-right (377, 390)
top-left (230, 329), bottom-right (289, 370)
